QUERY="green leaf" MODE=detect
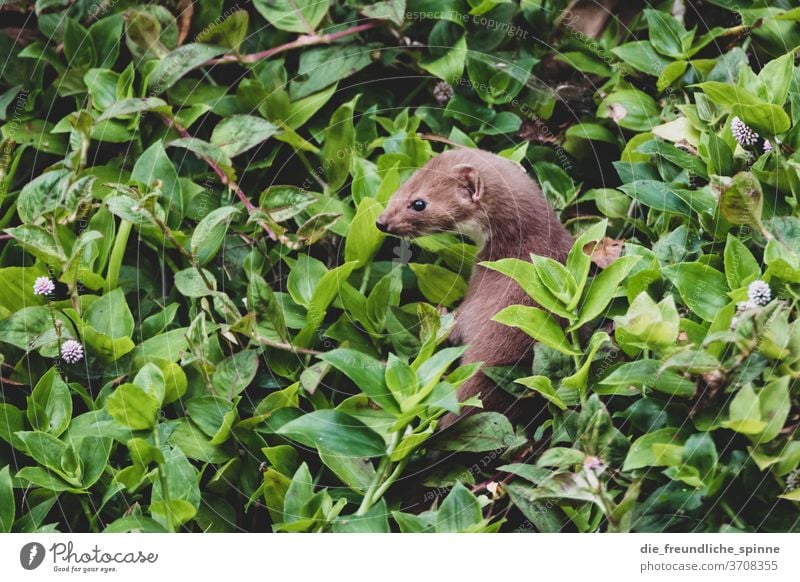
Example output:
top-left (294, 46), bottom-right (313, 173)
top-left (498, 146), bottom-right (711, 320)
top-left (610, 41), bottom-right (672, 76)
top-left (150, 447), bottom-right (200, 528)
top-left (3, 225), bottom-right (66, 264)
top-left (212, 350), bottom-right (259, 399)
top-left (572, 255), bottom-right (640, 329)
top-left (408, 263), bottom-right (468, 308)
top-left (662, 262), bottom-right (729, 321)
top-left (531, 255), bottom-right (576, 304)
top-left (644, 8), bottom-right (688, 58)
top-left (385, 354), bottom-right (419, 403)
top-left (493, 305), bottom-right (578, 355)
top-left (95, 97), bottom-right (170, 122)
top-left (480, 258), bottom-right (572, 318)
top-left (624, 428), bottom-right (681, 471)
top-left (174, 267), bottom-right (215, 298)
top-left (436, 482), bottom-right (482, 532)
top-left (597, 90), bottom-right (660, 131)
top-left (253, 0), bottom-right (329, 33)
top-left (321, 96), bottom-right (359, 191)
top-left (618, 181), bottom-right (691, 216)
top-left (724, 234), bottom-right (760, 290)
top-left (28, 367), bottom-right (72, 437)
top-left (345, 198), bottom-right (384, 266)
top-left (148, 43), bottom-right (226, 95)
top-left (210, 115), bottom-right (280, 157)
top-left (106, 383), bottom-right (160, 430)
top-left (131, 141), bottom-right (183, 222)
top-left (196, 9), bottom-right (249, 50)
top-left (319, 349), bottom-right (399, 414)
top-left (716, 172), bottom-right (764, 229)
top-left (64, 17), bottom-right (96, 69)
top-left (361, 0), bottom-right (406, 26)
top-left (191, 206), bottom-right (240, 265)
top-left (431, 412), bottom-right (515, 452)
top-left (696, 83), bottom-right (791, 135)
top-left (566, 220), bottom-right (607, 308)
top-left (0, 465), bottom-right (14, 532)
top-left (277, 410), bottom-right (386, 457)
top-left (420, 35), bottom-right (467, 82)
top-left (84, 288), bottom-right (134, 339)
top-left (515, 375), bottom-right (567, 410)
top-left (0, 306), bottom-right (52, 351)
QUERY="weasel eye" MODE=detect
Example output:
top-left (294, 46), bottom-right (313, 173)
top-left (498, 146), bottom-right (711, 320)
top-left (410, 199), bottom-right (427, 212)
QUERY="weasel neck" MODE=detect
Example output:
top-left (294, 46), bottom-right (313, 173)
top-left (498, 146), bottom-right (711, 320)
top-left (472, 213), bottom-right (570, 263)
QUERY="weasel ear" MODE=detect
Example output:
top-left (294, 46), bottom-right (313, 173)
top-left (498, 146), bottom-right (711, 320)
top-left (452, 163), bottom-right (483, 202)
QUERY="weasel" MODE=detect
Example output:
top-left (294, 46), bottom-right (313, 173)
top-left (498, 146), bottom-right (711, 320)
top-left (376, 148), bottom-right (573, 428)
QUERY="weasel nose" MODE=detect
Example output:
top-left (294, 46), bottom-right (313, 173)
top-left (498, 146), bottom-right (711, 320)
top-left (375, 220), bottom-right (389, 233)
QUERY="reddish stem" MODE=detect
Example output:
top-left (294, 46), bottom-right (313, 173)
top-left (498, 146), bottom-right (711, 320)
top-left (205, 21), bottom-right (382, 66)
top-left (157, 113), bottom-right (276, 241)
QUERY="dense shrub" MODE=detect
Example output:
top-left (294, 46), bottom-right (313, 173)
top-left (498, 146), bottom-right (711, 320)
top-left (1, 0), bottom-right (799, 532)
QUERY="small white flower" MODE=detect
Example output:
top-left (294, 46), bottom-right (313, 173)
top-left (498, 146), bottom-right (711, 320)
top-left (731, 116), bottom-right (759, 147)
top-left (60, 339), bottom-right (84, 364)
top-left (763, 140), bottom-right (773, 153)
top-left (33, 276), bottom-right (55, 296)
top-left (747, 280), bottom-right (771, 306)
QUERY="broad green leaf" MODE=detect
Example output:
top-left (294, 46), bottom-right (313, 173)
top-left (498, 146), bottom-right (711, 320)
top-left (106, 383), bottom-right (160, 430)
top-left (662, 262), bottom-right (729, 321)
top-left (84, 288), bottom-right (134, 339)
top-left (148, 43), bottom-right (226, 94)
top-left (493, 305), bottom-right (578, 355)
top-left (420, 35), bottom-right (467, 83)
top-left (624, 428), bottom-right (681, 471)
top-left (210, 115), bottom-right (280, 157)
top-left (253, 0), bottom-right (329, 33)
top-left (345, 198), bottom-right (384, 266)
top-left (431, 412), bottom-right (515, 452)
top-left (0, 466), bottom-right (13, 532)
top-left (408, 263), bottom-right (468, 308)
top-left (277, 410), bottom-right (386, 457)
top-left (435, 482), bottom-right (482, 532)
top-left (322, 96), bottom-right (359, 191)
top-left (571, 255), bottom-right (640, 329)
top-left (319, 349), bottom-right (399, 414)
top-left (191, 206), bottom-right (240, 265)
top-left (724, 233), bottom-right (760, 290)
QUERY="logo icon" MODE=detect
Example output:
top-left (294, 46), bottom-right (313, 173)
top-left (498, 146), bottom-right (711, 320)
top-left (20, 542), bottom-right (45, 570)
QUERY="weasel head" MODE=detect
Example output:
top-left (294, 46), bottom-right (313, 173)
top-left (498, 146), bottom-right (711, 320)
top-left (376, 157), bottom-right (485, 239)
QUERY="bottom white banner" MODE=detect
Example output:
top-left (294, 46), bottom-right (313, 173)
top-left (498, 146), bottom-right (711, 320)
top-left (1, 533), bottom-right (798, 581)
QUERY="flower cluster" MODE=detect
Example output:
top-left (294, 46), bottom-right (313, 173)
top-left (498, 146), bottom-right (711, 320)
top-left (748, 279), bottom-right (771, 306)
top-left (731, 116), bottom-right (759, 147)
top-left (60, 339), bottom-right (84, 364)
top-left (33, 276), bottom-right (55, 296)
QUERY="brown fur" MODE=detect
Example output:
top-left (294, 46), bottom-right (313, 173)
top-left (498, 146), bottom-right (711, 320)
top-left (377, 149), bottom-right (573, 429)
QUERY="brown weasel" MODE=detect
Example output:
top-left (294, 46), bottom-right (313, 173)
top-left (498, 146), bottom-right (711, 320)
top-left (376, 148), bottom-right (573, 428)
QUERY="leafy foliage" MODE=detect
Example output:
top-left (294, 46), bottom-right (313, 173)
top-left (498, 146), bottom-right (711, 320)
top-left (1, 0), bottom-right (800, 533)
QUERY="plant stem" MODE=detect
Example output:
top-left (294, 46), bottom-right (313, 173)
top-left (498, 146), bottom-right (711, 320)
top-left (205, 21), bottom-right (383, 66)
top-left (157, 113), bottom-right (278, 241)
top-left (356, 430), bottom-right (402, 516)
top-left (105, 219), bottom-right (131, 292)
top-left (153, 427), bottom-right (175, 533)
top-left (569, 330), bottom-right (582, 369)
top-left (358, 262), bottom-right (372, 294)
